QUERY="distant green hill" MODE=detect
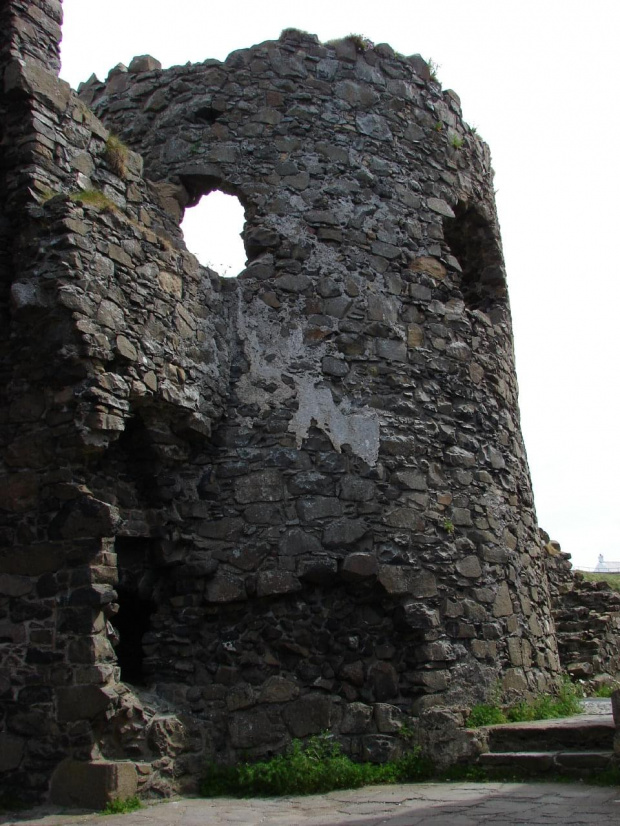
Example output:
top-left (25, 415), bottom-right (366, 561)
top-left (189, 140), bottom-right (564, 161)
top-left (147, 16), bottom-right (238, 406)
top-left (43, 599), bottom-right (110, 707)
top-left (578, 572), bottom-right (620, 592)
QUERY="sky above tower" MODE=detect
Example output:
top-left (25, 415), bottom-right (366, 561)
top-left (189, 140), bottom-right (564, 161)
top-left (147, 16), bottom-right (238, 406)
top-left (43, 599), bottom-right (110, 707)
top-left (59, 0), bottom-right (620, 570)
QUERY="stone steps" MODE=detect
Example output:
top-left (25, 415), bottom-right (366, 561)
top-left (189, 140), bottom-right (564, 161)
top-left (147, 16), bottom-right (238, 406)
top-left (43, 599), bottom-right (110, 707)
top-left (480, 750), bottom-right (615, 775)
top-left (479, 712), bottom-right (617, 778)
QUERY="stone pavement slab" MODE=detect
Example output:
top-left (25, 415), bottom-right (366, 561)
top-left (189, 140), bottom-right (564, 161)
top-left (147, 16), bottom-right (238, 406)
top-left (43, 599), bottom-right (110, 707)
top-left (2, 783), bottom-right (620, 826)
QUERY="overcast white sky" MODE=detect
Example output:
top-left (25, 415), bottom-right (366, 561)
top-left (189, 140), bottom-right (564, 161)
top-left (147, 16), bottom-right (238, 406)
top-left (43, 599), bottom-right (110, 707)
top-left (60, 0), bottom-right (620, 570)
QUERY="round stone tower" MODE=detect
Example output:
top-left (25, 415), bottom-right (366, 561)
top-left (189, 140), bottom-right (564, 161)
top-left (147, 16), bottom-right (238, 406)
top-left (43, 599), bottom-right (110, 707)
top-left (80, 31), bottom-right (560, 761)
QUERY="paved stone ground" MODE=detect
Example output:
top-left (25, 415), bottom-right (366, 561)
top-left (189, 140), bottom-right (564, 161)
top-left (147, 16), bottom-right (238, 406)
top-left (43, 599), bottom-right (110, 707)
top-left (2, 783), bottom-right (620, 826)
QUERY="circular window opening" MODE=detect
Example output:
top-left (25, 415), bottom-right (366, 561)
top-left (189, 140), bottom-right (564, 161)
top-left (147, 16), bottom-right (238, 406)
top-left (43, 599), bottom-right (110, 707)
top-left (180, 190), bottom-right (246, 277)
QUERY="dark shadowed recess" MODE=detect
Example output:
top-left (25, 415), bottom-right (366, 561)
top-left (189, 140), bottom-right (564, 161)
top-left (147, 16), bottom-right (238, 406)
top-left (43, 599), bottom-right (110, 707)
top-left (443, 202), bottom-right (507, 313)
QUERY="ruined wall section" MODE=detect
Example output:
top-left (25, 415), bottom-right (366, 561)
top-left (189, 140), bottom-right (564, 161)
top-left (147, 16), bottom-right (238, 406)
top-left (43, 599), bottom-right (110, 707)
top-left (543, 536), bottom-right (620, 687)
top-left (0, 2), bottom-right (232, 799)
top-left (0, 1), bottom-right (58, 358)
top-left (85, 30), bottom-right (561, 747)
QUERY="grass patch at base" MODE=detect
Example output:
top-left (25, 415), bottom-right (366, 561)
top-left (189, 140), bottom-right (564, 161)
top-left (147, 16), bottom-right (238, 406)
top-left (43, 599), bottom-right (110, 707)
top-left (201, 735), bottom-right (433, 797)
top-left (467, 678), bottom-right (583, 728)
top-left (101, 796), bottom-right (143, 815)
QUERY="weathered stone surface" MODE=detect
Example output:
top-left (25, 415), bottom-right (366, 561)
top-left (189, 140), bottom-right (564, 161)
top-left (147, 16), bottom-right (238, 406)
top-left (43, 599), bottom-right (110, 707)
top-left (456, 555), bottom-right (482, 579)
top-left (0, 10), bottom-right (562, 802)
top-left (235, 470), bottom-right (284, 504)
top-left (259, 676), bottom-right (300, 703)
top-left (283, 695), bottom-right (334, 738)
top-left (340, 702), bottom-right (373, 734)
top-left (50, 760), bottom-right (138, 809)
top-left (205, 574), bottom-right (246, 603)
top-left (128, 54), bottom-right (162, 73)
top-left (378, 567), bottom-right (437, 597)
top-left (323, 518), bottom-right (368, 548)
top-left (57, 685), bottom-right (114, 722)
top-left (362, 734), bottom-right (400, 763)
top-left (493, 582), bottom-right (514, 617)
top-left (341, 553), bottom-right (378, 581)
top-left (279, 528), bottom-right (322, 556)
top-left (369, 662), bottom-right (399, 701)
top-left (0, 734), bottom-right (25, 772)
top-left (374, 704), bottom-right (403, 734)
top-left (229, 710), bottom-right (285, 748)
top-left (256, 570), bottom-right (302, 597)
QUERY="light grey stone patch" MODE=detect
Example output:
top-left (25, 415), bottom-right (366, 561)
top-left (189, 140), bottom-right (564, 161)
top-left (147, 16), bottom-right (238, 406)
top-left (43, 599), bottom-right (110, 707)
top-left (456, 555), bottom-right (482, 579)
top-left (290, 380), bottom-right (380, 466)
top-left (493, 582), bottom-right (514, 617)
top-left (355, 114), bottom-right (393, 141)
top-left (452, 508), bottom-right (473, 527)
top-left (392, 470), bottom-right (427, 490)
top-left (323, 518), bottom-right (368, 548)
top-left (322, 356), bottom-right (349, 377)
top-left (235, 469), bottom-right (284, 504)
top-left (427, 197), bottom-right (455, 218)
top-left (297, 496), bottom-right (341, 522)
top-left (316, 59), bottom-right (339, 81)
top-left (376, 340), bottom-right (407, 362)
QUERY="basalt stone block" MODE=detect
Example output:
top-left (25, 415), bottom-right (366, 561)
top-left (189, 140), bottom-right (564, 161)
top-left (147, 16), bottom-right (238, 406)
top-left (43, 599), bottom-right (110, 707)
top-left (322, 355), bottom-right (349, 376)
top-left (493, 582), bottom-right (514, 617)
top-left (378, 566), bottom-right (437, 597)
top-left (339, 476), bottom-right (375, 501)
top-left (0, 472), bottom-right (38, 512)
top-left (205, 573), bottom-right (246, 603)
top-left (256, 570), bottom-right (301, 597)
top-left (235, 469), bottom-right (284, 504)
top-left (229, 710), bottom-right (285, 748)
top-left (57, 685), bottom-right (115, 722)
top-left (374, 703), bottom-right (403, 734)
top-left (259, 676), bottom-right (300, 703)
top-left (456, 555), bottom-right (482, 578)
top-left (0, 733), bottom-right (25, 772)
top-left (128, 54), bottom-right (162, 73)
top-left (0, 574), bottom-right (33, 596)
top-left (279, 528), bottom-right (322, 556)
top-left (397, 602), bottom-right (440, 630)
top-left (198, 517), bottom-right (244, 541)
top-left (68, 634), bottom-right (116, 664)
top-left (287, 471), bottom-right (333, 495)
top-left (297, 496), bottom-right (342, 522)
top-left (50, 759), bottom-right (138, 809)
top-left (283, 694), bottom-right (334, 737)
top-left (297, 555), bottom-right (338, 584)
top-left (323, 518), bottom-right (367, 548)
top-left (147, 715), bottom-right (188, 756)
top-left (362, 734), bottom-right (400, 763)
top-left (48, 496), bottom-right (121, 540)
top-left (369, 662), bottom-right (399, 701)
top-left (341, 552), bottom-right (378, 581)
top-left (340, 702), bottom-right (373, 734)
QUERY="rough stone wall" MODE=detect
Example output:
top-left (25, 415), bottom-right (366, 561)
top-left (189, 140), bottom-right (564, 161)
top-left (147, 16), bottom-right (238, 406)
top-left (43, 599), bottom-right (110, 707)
top-left (543, 535), bottom-right (620, 686)
top-left (1, 0), bottom-right (231, 800)
top-left (1, 3), bottom-right (564, 805)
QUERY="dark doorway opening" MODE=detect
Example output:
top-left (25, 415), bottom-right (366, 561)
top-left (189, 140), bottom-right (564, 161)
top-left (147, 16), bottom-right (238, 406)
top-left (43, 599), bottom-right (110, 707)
top-left (443, 202), bottom-right (506, 313)
top-left (112, 536), bottom-right (157, 686)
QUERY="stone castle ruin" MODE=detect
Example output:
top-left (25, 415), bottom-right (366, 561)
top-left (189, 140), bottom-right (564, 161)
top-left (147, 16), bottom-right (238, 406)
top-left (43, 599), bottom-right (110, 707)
top-left (1, 0), bottom-right (617, 807)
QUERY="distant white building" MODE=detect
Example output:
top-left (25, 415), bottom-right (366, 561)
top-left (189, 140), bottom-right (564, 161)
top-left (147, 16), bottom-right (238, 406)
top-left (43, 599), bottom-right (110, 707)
top-left (592, 555), bottom-right (620, 573)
